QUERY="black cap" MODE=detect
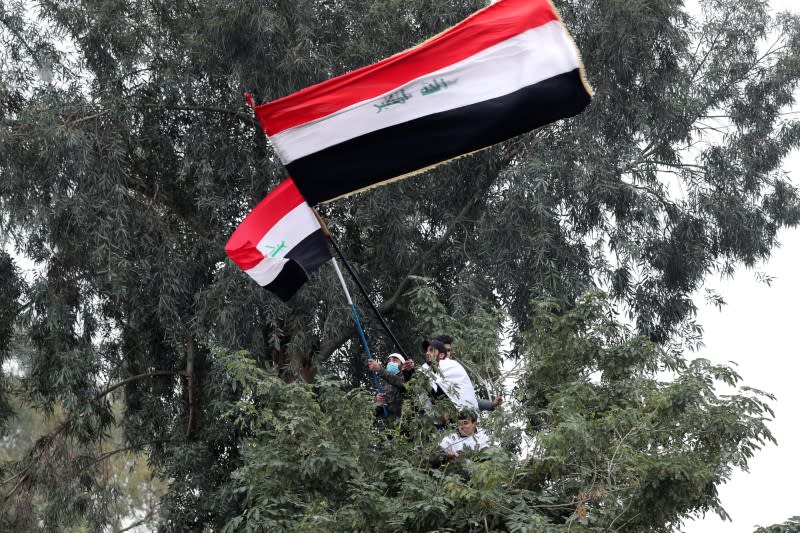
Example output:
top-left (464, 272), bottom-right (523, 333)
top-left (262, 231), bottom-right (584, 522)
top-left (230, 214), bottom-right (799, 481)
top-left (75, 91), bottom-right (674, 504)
top-left (429, 339), bottom-right (447, 354)
top-left (435, 334), bottom-right (453, 345)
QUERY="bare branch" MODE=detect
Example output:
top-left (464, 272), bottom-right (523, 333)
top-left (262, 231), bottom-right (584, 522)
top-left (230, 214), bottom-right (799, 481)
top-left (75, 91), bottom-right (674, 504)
top-left (64, 103), bottom-right (258, 129)
top-left (136, 103), bottom-right (259, 129)
top-left (94, 370), bottom-right (188, 402)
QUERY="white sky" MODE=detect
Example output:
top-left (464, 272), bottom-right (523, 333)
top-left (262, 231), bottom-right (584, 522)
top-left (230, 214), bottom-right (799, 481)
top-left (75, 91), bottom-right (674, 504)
top-left (686, 176), bottom-right (800, 532)
top-left (686, 1), bottom-right (800, 529)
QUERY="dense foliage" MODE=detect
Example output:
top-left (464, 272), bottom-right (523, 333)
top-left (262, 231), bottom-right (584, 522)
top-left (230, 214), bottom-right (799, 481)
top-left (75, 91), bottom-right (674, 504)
top-left (213, 293), bottom-right (776, 532)
top-left (1, 0), bottom-right (799, 530)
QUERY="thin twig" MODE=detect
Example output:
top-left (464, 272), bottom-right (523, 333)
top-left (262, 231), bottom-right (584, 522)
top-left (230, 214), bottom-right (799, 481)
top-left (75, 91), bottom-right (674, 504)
top-left (185, 339), bottom-right (196, 438)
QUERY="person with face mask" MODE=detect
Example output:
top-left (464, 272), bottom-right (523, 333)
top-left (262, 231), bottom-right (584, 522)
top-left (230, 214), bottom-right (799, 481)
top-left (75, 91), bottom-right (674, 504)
top-left (367, 353), bottom-right (407, 420)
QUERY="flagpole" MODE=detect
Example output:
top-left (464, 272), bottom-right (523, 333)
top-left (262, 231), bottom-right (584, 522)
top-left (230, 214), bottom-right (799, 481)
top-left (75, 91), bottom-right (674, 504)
top-left (330, 257), bottom-right (388, 417)
top-left (311, 209), bottom-right (410, 361)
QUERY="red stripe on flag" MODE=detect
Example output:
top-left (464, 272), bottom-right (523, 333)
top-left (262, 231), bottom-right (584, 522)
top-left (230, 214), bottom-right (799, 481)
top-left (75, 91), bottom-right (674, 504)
top-left (255, 0), bottom-right (558, 135)
top-left (225, 177), bottom-right (305, 270)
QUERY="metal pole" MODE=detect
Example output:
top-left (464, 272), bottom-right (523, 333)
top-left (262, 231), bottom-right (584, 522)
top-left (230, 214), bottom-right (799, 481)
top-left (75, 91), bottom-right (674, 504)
top-left (312, 208), bottom-right (409, 361)
top-left (331, 257), bottom-right (388, 416)
top-left (327, 236), bottom-right (410, 361)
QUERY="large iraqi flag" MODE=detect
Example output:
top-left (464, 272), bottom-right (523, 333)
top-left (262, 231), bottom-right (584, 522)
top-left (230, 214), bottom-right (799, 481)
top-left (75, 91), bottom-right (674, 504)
top-left (225, 178), bottom-right (332, 301)
top-left (250, 0), bottom-right (593, 205)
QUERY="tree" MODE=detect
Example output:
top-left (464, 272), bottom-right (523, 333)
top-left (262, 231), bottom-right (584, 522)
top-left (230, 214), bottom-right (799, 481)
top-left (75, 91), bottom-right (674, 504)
top-left (754, 516), bottom-right (800, 533)
top-left (1, 0), bottom-right (799, 530)
top-left (0, 251), bottom-right (22, 426)
top-left (0, 369), bottom-right (166, 532)
top-left (211, 293), bottom-right (776, 532)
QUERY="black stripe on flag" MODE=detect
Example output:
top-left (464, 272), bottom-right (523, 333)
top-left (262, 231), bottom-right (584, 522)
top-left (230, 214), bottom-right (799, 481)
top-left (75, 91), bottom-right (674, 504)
top-left (287, 70), bottom-right (591, 205)
top-left (264, 261), bottom-right (309, 302)
top-left (286, 229), bottom-right (332, 277)
top-left (264, 228), bottom-right (332, 301)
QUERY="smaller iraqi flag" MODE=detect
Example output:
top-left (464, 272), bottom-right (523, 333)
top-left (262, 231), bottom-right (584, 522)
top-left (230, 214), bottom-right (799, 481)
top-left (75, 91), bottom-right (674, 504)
top-left (250, 0), bottom-right (593, 206)
top-left (225, 177), bottom-right (332, 301)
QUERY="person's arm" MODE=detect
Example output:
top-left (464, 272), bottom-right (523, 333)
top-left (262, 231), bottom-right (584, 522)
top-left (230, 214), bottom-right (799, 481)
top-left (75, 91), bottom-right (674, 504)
top-left (477, 396), bottom-right (503, 411)
top-left (367, 359), bottom-right (406, 390)
top-left (401, 359), bottom-right (415, 380)
top-left (431, 435), bottom-right (459, 467)
top-left (376, 367), bottom-right (406, 390)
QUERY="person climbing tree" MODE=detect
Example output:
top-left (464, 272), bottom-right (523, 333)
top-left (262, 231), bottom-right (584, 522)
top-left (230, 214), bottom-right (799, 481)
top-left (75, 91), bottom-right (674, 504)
top-left (421, 339), bottom-right (479, 413)
top-left (433, 334), bottom-right (503, 412)
top-left (430, 409), bottom-right (490, 471)
top-left (367, 353), bottom-right (407, 420)
top-left (438, 410), bottom-right (489, 459)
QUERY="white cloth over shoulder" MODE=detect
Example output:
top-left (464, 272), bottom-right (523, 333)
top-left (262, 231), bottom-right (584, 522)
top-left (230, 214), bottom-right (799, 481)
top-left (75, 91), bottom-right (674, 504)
top-left (422, 359), bottom-right (478, 410)
top-left (439, 428), bottom-right (489, 453)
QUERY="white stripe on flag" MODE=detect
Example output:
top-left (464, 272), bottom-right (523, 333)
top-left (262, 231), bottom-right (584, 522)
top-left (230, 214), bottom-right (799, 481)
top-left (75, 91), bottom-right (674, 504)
top-left (269, 21), bottom-right (578, 165)
top-left (245, 257), bottom-right (290, 287)
top-left (255, 202), bottom-right (320, 258)
top-left (243, 203), bottom-right (321, 286)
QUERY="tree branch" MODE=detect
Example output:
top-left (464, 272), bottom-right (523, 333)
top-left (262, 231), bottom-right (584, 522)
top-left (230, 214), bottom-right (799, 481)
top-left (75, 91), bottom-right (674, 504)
top-left (94, 370), bottom-right (188, 402)
top-left (2, 370), bottom-right (187, 502)
top-left (136, 103), bottom-right (259, 129)
top-left (185, 339), bottom-right (196, 438)
top-left (0, 15), bottom-right (38, 62)
top-left (75, 439), bottom-right (173, 479)
top-left (64, 103), bottom-right (258, 129)
top-left (115, 511), bottom-right (159, 533)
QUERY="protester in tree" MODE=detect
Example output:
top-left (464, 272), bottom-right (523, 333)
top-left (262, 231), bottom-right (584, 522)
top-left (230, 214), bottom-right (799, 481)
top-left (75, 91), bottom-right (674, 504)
top-left (434, 334), bottom-right (454, 359)
top-left (367, 353), bottom-right (407, 420)
top-left (431, 335), bottom-right (503, 412)
top-left (430, 409), bottom-right (490, 470)
top-left (421, 339), bottom-right (479, 413)
top-left (438, 410), bottom-right (489, 459)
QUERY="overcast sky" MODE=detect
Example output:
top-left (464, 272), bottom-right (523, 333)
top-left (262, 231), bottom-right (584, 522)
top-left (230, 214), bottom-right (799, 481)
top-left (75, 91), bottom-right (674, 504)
top-left (685, 0), bottom-right (800, 526)
top-left (686, 215), bottom-right (800, 531)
